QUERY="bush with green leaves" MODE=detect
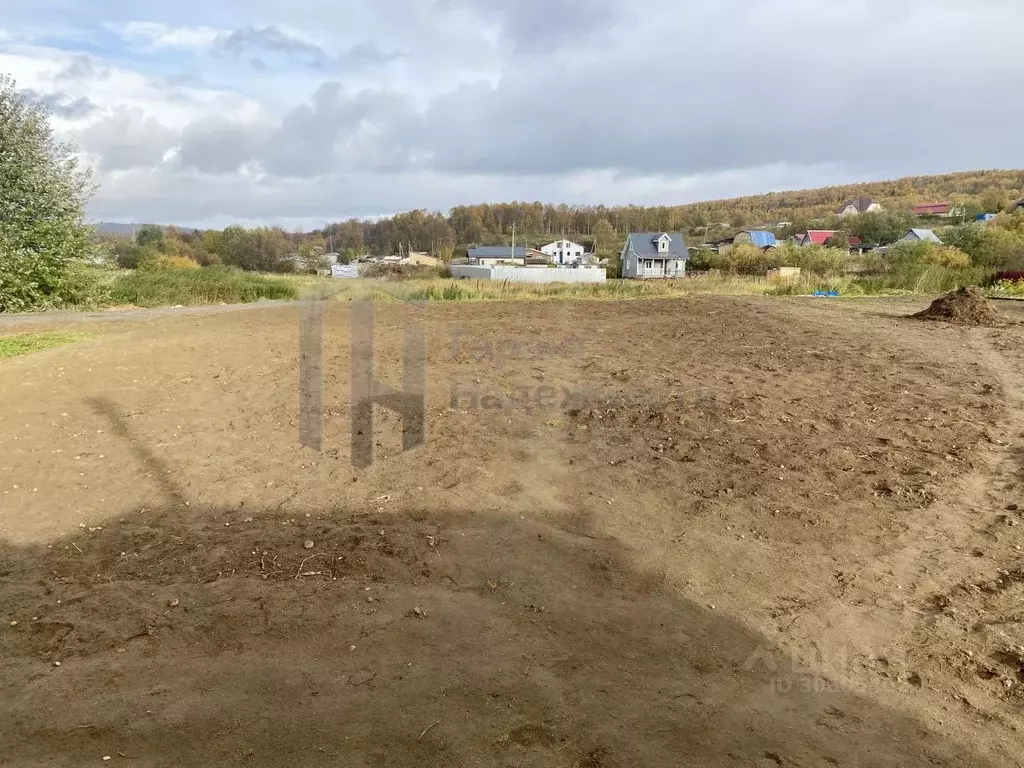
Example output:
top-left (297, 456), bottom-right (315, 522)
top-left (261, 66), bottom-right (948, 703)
top-left (885, 239), bottom-right (972, 269)
top-left (0, 74), bottom-right (94, 311)
top-left (706, 242), bottom-right (849, 276)
top-left (782, 243), bottom-right (849, 275)
top-left (986, 279), bottom-right (1024, 297)
top-left (109, 267), bottom-right (299, 307)
top-left (941, 222), bottom-right (1024, 269)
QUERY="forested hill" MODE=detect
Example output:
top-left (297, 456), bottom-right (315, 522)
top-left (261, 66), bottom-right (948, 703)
top-left (683, 169), bottom-right (1024, 229)
top-left (316, 169), bottom-right (1024, 257)
top-left (94, 170), bottom-right (1024, 261)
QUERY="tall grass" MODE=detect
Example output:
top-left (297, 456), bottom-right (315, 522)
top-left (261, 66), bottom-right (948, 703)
top-left (324, 275), bottom-right (779, 302)
top-left (294, 264), bottom-right (993, 305)
top-left (110, 267), bottom-right (299, 307)
top-left (765, 265), bottom-right (991, 297)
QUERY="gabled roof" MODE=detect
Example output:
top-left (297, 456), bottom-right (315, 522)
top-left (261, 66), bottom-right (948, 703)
top-left (624, 232), bottom-right (689, 259)
top-left (906, 228), bottom-right (943, 243)
top-left (913, 202), bottom-right (952, 215)
top-left (742, 230), bottom-right (778, 248)
top-left (803, 230), bottom-right (837, 245)
top-left (468, 246), bottom-right (526, 259)
top-left (835, 197), bottom-right (877, 214)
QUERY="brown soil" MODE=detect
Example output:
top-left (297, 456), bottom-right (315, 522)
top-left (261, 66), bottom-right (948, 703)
top-left (1, 296), bottom-right (1024, 766)
top-left (913, 286), bottom-right (1004, 326)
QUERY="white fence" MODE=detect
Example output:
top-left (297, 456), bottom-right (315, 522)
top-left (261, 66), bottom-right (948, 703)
top-left (450, 265), bottom-right (606, 283)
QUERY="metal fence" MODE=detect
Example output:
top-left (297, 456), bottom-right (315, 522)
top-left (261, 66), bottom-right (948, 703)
top-left (450, 265), bottom-right (606, 283)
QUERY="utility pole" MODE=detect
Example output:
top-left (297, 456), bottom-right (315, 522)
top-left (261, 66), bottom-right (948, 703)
top-left (511, 222), bottom-right (516, 261)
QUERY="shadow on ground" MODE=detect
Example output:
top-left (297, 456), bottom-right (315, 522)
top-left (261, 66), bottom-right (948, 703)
top-left (0, 497), bottom-right (994, 768)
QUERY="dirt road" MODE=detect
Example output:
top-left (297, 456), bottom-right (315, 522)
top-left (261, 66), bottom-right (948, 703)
top-left (0, 299), bottom-right (293, 330)
top-left (1, 296), bottom-right (1022, 766)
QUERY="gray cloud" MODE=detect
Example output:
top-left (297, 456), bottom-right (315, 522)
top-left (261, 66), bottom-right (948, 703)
top-left (214, 25), bottom-right (333, 68)
top-left (77, 108), bottom-right (178, 172)
top-left (175, 81), bottom-right (416, 177)
top-left (55, 54), bottom-right (111, 83)
top-left (347, 40), bottom-right (403, 67)
top-left (211, 25), bottom-right (402, 71)
top-left (54, 0), bottom-right (1024, 225)
top-left (411, 1), bottom-right (1024, 178)
top-left (21, 88), bottom-right (99, 118)
top-left (176, 118), bottom-right (265, 174)
top-left (445, 0), bottom-right (619, 51)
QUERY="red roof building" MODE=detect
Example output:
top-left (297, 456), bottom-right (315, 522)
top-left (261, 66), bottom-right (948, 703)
top-left (796, 231), bottom-right (863, 247)
top-left (803, 230), bottom-right (836, 245)
top-left (913, 202), bottom-right (953, 216)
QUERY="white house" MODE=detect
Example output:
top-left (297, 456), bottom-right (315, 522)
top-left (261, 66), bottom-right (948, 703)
top-left (541, 239), bottom-right (586, 266)
top-left (835, 198), bottom-right (884, 217)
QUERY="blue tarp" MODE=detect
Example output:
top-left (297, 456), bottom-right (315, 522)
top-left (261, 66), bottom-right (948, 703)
top-left (744, 230), bottom-right (778, 248)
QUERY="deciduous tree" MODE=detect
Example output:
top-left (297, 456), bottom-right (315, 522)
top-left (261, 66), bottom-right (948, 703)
top-left (0, 74), bottom-right (93, 311)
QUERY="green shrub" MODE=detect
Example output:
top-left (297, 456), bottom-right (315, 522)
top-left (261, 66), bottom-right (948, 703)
top-left (784, 244), bottom-right (849, 276)
top-left (986, 279), bottom-right (1024, 297)
top-left (139, 253), bottom-right (202, 271)
top-left (942, 223), bottom-right (1024, 269)
top-left (109, 267), bottom-right (299, 307)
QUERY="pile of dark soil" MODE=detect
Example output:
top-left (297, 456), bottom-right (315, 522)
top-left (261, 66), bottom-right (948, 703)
top-left (912, 286), bottom-right (1003, 326)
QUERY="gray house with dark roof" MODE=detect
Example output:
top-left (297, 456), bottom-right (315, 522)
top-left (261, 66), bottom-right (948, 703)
top-left (467, 246), bottom-right (527, 266)
top-left (621, 232), bottom-right (689, 279)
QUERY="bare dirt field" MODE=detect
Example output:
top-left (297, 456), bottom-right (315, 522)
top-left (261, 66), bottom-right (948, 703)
top-left (1, 295), bottom-right (1023, 766)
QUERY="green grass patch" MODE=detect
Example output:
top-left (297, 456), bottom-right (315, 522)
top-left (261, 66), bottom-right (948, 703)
top-left (109, 267), bottom-right (299, 307)
top-left (0, 332), bottom-right (92, 359)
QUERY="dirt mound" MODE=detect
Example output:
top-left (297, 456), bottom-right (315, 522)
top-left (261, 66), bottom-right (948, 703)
top-left (912, 286), bottom-right (1002, 326)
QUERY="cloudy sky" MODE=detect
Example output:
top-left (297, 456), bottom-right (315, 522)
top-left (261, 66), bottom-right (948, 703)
top-left (1, 0), bottom-right (1022, 228)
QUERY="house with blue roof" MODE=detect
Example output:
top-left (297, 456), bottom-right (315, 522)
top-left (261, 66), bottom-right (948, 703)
top-left (733, 230), bottom-right (778, 249)
top-left (621, 232), bottom-right (689, 279)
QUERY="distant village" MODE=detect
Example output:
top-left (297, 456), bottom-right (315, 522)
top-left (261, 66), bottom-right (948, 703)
top-left (326, 195), bottom-right (1024, 282)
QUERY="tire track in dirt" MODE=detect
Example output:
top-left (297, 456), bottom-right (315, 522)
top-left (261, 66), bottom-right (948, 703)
top-left (794, 326), bottom-right (1024, 755)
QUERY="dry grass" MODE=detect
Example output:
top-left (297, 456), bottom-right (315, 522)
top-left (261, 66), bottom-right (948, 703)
top-left (299, 275), bottom-right (781, 302)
